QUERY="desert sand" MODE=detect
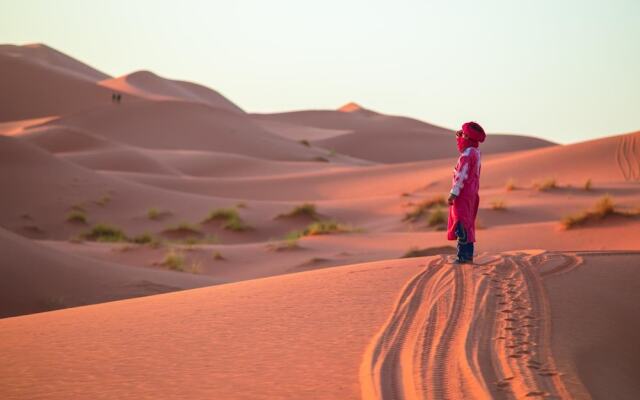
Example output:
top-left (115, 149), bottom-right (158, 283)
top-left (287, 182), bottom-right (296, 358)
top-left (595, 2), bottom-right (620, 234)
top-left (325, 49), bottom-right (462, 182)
top-left (1, 43), bottom-right (639, 399)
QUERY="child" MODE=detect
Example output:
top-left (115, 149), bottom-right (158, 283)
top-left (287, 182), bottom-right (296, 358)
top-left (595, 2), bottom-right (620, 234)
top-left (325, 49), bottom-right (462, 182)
top-left (447, 121), bottom-right (486, 264)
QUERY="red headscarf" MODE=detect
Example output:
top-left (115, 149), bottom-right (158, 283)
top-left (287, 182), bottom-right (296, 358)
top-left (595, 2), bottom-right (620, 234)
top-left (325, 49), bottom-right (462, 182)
top-left (457, 121), bottom-right (486, 152)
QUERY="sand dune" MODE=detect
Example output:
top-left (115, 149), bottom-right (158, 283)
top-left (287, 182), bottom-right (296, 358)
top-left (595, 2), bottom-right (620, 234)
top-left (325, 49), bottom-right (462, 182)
top-left (98, 129), bottom-right (639, 202)
top-left (60, 147), bottom-right (184, 175)
top-left (479, 130), bottom-right (640, 187)
top-left (100, 70), bottom-right (244, 114)
top-left (17, 125), bottom-right (118, 153)
top-left (0, 43), bottom-right (110, 82)
top-left (0, 257), bottom-right (424, 399)
top-left (140, 148), bottom-right (345, 177)
top-left (37, 100), bottom-right (345, 161)
top-left (0, 226), bottom-right (217, 318)
top-left (253, 117), bottom-right (352, 141)
top-left (0, 116), bottom-right (58, 136)
top-left (0, 134), bottom-right (359, 244)
top-left (18, 125), bottom-right (343, 177)
top-left (0, 135), bottom-right (232, 240)
top-left (255, 104), bottom-right (555, 163)
top-left (252, 103), bottom-right (451, 133)
top-left (312, 130), bottom-right (556, 163)
top-left (0, 51), bottom-right (135, 122)
top-left (2, 251), bottom-right (637, 399)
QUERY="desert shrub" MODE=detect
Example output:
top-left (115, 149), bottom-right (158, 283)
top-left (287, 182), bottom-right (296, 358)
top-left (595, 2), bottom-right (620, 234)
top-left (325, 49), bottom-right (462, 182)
top-left (83, 224), bottom-right (127, 242)
top-left (277, 203), bottom-right (319, 220)
top-left (299, 139), bottom-right (310, 147)
top-left (561, 213), bottom-right (588, 229)
top-left (304, 220), bottom-right (353, 235)
top-left (224, 217), bottom-right (251, 232)
top-left (404, 195), bottom-right (446, 222)
top-left (561, 194), bottom-right (617, 229)
top-left (584, 178), bottom-right (592, 191)
top-left (312, 156), bottom-right (329, 162)
top-left (284, 219), bottom-right (358, 239)
top-left (166, 222), bottom-right (202, 234)
top-left (162, 249), bottom-right (185, 271)
top-left (505, 178), bottom-right (516, 191)
top-left (236, 202), bottom-right (247, 208)
top-left (490, 199), bottom-right (507, 210)
top-left (213, 250), bottom-right (225, 260)
top-left (147, 208), bottom-right (160, 220)
top-left (533, 178), bottom-right (557, 191)
top-left (204, 208), bottom-right (252, 231)
top-left (593, 194), bottom-right (615, 217)
top-left (131, 232), bottom-right (154, 244)
top-left (67, 210), bottom-right (87, 224)
top-left (427, 206), bottom-right (446, 226)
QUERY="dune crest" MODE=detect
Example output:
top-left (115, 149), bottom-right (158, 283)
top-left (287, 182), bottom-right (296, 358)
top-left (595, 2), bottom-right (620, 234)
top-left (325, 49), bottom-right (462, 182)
top-left (100, 70), bottom-right (244, 114)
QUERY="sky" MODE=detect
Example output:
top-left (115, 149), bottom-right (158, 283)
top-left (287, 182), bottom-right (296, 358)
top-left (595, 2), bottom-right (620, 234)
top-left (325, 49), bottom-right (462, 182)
top-left (1, 0), bottom-right (639, 144)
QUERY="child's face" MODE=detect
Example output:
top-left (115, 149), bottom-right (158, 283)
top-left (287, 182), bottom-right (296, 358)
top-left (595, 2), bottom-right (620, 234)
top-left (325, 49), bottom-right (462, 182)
top-left (456, 131), bottom-right (471, 152)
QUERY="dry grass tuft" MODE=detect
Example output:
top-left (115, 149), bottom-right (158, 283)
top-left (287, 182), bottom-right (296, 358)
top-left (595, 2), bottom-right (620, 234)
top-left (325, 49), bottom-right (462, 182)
top-left (285, 219), bottom-right (361, 239)
top-left (490, 199), bottom-right (507, 210)
top-left (427, 206), bottom-right (446, 227)
top-left (561, 195), bottom-right (624, 229)
top-left (276, 203), bottom-right (319, 220)
top-left (204, 208), bottom-right (252, 231)
top-left (83, 224), bottom-right (128, 242)
top-left (67, 210), bottom-right (87, 224)
top-left (533, 178), bottom-right (557, 192)
top-left (403, 195), bottom-right (447, 222)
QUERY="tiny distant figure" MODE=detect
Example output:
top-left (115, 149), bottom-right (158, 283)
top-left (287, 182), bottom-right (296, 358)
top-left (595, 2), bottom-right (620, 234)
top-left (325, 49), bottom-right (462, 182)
top-left (447, 121), bottom-right (486, 264)
top-left (116, 93), bottom-right (122, 104)
top-left (111, 92), bottom-right (116, 103)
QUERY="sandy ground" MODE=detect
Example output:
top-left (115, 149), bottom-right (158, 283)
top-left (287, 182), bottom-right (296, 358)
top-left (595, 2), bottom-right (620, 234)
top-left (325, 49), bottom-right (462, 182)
top-left (1, 43), bottom-right (639, 399)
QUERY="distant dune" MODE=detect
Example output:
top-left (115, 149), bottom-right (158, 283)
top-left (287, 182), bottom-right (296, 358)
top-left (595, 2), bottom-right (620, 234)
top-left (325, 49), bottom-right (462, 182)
top-left (100, 70), bottom-right (245, 114)
top-left (254, 103), bottom-right (556, 163)
top-left (0, 43), bottom-right (110, 82)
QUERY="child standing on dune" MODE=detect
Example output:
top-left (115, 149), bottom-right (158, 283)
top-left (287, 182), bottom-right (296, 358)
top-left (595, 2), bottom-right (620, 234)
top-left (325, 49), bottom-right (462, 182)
top-left (447, 122), bottom-right (486, 264)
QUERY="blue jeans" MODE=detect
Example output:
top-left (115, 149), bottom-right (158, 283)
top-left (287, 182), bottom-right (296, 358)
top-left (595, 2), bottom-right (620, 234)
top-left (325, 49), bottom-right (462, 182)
top-left (455, 221), bottom-right (474, 261)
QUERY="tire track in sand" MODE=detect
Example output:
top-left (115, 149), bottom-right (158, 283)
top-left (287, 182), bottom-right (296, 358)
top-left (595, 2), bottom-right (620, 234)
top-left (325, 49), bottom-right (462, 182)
top-left (360, 251), bottom-right (586, 400)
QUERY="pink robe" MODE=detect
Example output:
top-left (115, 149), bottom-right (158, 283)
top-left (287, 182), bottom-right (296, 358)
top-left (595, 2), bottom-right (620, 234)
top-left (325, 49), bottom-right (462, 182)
top-left (447, 146), bottom-right (481, 242)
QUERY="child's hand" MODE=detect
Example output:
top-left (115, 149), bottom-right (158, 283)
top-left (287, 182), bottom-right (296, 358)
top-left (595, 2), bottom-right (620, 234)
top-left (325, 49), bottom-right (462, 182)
top-left (447, 193), bottom-right (456, 205)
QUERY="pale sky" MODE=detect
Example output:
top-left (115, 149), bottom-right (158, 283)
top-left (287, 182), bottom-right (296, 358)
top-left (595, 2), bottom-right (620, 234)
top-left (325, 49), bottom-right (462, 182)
top-left (2, 0), bottom-right (639, 143)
